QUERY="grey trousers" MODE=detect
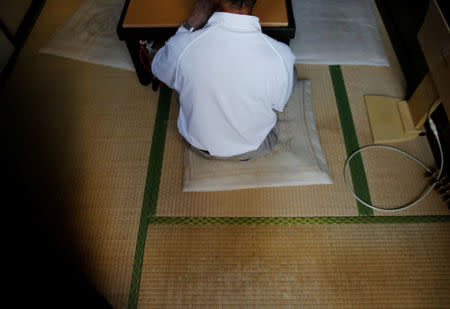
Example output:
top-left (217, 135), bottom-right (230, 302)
top-left (185, 121), bottom-right (280, 161)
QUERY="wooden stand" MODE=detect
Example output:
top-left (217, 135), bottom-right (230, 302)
top-left (365, 0), bottom-right (449, 144)
top-left (365, 72), bottom-right (440, 143)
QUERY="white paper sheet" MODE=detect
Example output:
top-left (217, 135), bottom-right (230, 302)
top-left (40, 0), bottom-right (134, 71)
top-left (291, 0), bottom-right (389, 66)
top-left (40, 0), bottom-right (389, 71)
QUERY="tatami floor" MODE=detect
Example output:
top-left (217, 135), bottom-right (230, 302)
top-left (3, 0), bottom-right (450, 308)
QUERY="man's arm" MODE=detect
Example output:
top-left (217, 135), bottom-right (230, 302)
top-left (272, 45), bottom-right (295, 112)
top-left (151, 0), bottom-right (216, 89)
top-left (187, 0), bottom-right (217, 30)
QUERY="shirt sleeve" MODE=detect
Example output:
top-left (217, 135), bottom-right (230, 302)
top-left (272, 45), bottom-right (296, 112)
top-left (151, 27), bottom-right (193, 89)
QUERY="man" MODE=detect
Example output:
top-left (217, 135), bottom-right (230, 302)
top-left (152, 0), bottom-right (295, 161)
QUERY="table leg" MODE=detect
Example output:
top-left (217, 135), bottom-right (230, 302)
top-left (125, 40), bottom-right (153, 86)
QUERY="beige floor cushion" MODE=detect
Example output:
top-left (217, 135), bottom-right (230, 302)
top-left (183, 79), bottom-right (333, 192)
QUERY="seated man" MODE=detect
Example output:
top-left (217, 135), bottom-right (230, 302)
top-left (152, 0), bottom-right (295, 161)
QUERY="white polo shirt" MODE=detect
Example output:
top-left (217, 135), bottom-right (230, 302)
top-left (152, 12), bottom-right (295, 157)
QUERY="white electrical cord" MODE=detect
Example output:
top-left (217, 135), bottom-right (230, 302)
top-left (344, 115), bottom-right (444, 213)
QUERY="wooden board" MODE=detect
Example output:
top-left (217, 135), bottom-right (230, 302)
top-left (123, 0), bottom-right (288, 28)
top-left (418, 0), bottom-right (450, 117)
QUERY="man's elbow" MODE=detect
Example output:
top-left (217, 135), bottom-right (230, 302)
top-left (151, 55), bottom-right (162, 80)
top-left (151, 60), bottom-right (170, 87)
top-left (151, 64), bottom-right (158, 79)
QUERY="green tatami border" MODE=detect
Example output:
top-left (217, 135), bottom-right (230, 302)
top-left (148, 215), bottom-right (450, 226)
top-left (128, 86), bottom-right (172, 309)
top-left (329, 65), bottom-right (373, 216)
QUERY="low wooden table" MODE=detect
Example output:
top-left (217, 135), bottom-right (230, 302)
top-left (117, 0), bottom-right (296, 85)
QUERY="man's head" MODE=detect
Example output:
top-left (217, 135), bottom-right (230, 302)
top-left (216, 0), bottom-right (257, 12)
top-left (224, 0), bottom-right (257, 9)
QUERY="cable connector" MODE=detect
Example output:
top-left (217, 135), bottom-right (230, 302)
top-left (425, 169), bottom-right (440, 182)
top-left (429, 118), bottom-right (439, 137)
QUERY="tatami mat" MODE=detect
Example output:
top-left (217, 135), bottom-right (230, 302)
top-left (139, 224), bottom-right (450, 308)
top-left (152, 2), bottom-right (449, 217)
top-left (155, 61), bottom-right (448, 217)
top-left (3, 1), bottom-right (159, 307)
top-left (5, 0), bottom-right (450, 308)
top-left (156, 65), bottom-right (359, 218)
top-left (349, 2), bottom-right (448, 215)
top-left (342, 66), bottom-right (446, 215)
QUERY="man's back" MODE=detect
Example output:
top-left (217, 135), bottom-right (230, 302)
top-left (152, 12), bottom-right (295, 157)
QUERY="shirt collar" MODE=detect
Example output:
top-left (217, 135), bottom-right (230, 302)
top-left (206, 12), bottom-right (261, 31)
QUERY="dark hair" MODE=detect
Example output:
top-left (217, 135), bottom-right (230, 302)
top-left (224, 0), bottom-right (257, 9)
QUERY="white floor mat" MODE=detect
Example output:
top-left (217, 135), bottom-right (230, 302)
top-left (40, 0), bottom-right (389, 71)
top-left (291, 0), bottom-right (389, 66)
top-left (183, 80), bottom-right (333, 192)
top-left (40, 0), bottom-right (134, 71)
